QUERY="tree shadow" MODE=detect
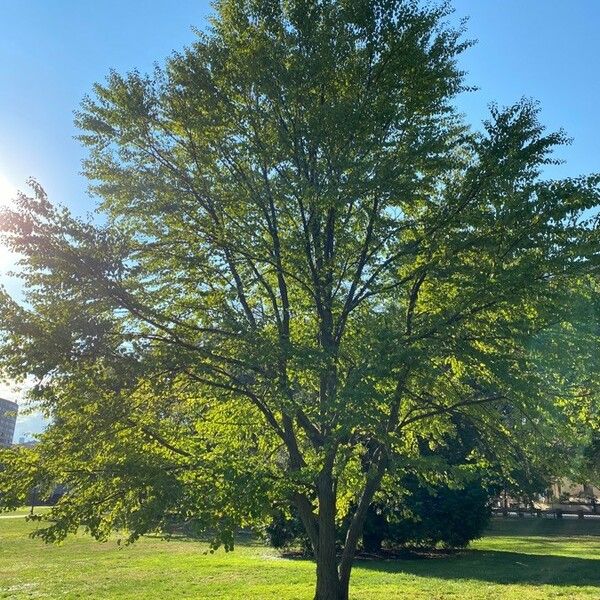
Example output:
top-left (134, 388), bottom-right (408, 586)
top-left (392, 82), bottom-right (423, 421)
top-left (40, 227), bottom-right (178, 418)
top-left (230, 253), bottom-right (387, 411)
top-left (355, 549), bottom-right (600, 587)
top-left (484, 518), bottom-right (600, 539)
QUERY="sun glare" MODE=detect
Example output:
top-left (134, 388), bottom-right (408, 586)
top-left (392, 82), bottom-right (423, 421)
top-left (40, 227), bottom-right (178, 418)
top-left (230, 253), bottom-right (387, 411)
top-left (0, 173), bottom-right (17, 209)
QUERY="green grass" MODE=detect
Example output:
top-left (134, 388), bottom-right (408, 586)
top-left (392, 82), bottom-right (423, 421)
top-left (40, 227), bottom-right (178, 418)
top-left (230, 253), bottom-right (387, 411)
top-left (1, 512), bottom-right (599, 599)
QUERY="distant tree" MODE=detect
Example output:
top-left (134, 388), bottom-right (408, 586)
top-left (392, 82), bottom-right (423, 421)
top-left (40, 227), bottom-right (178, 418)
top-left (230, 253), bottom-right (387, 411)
top-left (1, 1), bottom-right (600, 599)
top-left (570, 433), bottom-right (600, 501)
top-left (582, 436), bottom-right (600, 485)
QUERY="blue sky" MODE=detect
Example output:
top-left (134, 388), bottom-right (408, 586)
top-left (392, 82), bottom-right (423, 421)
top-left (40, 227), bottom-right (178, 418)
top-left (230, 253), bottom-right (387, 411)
top-left (1, 0), bottom-right (599, 438)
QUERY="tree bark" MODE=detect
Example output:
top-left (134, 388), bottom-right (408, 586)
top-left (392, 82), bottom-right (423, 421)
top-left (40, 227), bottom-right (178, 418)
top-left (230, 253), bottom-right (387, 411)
top-left (314, 467), bottom-right (348, 600)
top-left (314, 549), bottom-right (345, 600)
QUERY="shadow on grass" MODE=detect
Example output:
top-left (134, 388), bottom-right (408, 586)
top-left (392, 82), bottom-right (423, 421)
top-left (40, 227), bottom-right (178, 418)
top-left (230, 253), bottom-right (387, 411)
top-left (143, 520), bottom-right (600, 587)
top-left (355, 549), bottom-right (600, 587)
top-left (484, 517), bottom-right (600, 538)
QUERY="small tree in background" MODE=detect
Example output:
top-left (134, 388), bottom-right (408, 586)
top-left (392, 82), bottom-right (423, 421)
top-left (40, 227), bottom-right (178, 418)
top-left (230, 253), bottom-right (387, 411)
top-left (1, 1), bottom-right (600, 598)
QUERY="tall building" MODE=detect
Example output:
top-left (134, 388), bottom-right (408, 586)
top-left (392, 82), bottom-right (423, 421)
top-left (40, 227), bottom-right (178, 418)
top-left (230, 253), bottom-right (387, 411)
top-left (0, 398), bottom-right (18, 446)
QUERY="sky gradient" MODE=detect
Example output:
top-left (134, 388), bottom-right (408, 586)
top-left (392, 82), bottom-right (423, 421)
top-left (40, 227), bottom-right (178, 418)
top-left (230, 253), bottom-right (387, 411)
top-left (1, 0), bottom-right (599, 439)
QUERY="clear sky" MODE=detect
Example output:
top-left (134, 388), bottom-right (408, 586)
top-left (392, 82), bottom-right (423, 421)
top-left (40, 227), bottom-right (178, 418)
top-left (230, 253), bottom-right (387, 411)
top-left (1, 0), bottom-right (599, 438)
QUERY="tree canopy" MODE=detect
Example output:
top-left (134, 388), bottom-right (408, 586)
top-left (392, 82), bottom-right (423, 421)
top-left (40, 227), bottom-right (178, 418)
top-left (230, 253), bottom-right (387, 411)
top-left (1, 1), bottom-right (599, 599)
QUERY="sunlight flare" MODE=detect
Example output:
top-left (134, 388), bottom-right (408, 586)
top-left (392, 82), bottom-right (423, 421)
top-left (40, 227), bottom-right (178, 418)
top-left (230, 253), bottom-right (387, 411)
top-left (0, 173), bottom-right (17, 208)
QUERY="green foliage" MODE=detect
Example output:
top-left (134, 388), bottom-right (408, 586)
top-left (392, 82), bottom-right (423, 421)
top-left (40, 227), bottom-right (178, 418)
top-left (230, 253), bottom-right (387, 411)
top-left (1, 0), bottom-right (599, 596)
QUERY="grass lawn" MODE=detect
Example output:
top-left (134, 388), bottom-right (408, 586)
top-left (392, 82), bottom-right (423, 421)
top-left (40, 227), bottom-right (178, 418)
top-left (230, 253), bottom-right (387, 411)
top-left (1, 512), bottom-right (599, 599)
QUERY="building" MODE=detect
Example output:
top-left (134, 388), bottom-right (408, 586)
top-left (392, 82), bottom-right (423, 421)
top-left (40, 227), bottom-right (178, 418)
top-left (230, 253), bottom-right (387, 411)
top-left (17, 437), bottom-right (38, 448)
top-left (550, 479), bottom-right (600, 503)
top-left (0, 398), bottom-right (18, 446)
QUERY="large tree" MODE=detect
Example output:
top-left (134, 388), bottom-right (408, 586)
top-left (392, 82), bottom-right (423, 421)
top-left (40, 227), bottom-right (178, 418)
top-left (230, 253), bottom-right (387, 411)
top-left (1, 1), bottom-right (600, 598)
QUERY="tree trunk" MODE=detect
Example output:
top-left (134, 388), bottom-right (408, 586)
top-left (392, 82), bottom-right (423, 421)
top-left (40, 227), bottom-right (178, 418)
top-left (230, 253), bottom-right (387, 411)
top-left (314, 466), bottom-right (349, 600)
top-left (314, 552), bottom-right (346, 600)
top-left (312, 503), bottom-right (353, 600)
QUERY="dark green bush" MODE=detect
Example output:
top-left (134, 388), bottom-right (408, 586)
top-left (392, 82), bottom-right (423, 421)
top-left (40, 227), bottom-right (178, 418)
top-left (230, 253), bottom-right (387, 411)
top-left (377, 475), bottom-right (493, 549)
top-left (266, 472), bottom-right (495, 553)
